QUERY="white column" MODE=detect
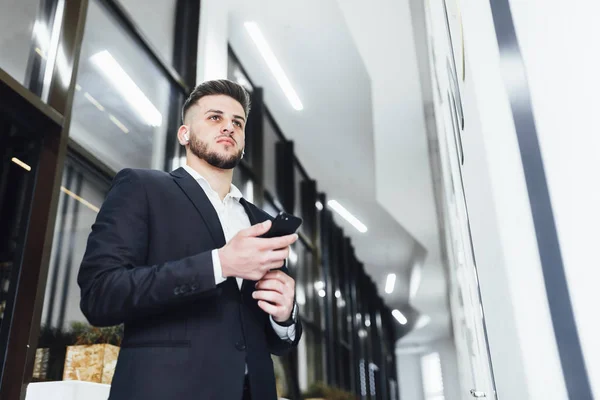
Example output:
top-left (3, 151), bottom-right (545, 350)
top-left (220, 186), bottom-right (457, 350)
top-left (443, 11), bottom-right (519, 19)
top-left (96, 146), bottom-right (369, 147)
top-left (196, 0), bottom-right (230, 84)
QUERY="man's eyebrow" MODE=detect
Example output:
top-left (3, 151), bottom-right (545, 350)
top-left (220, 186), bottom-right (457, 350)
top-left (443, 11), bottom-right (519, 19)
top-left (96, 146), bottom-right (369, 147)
top-left (205, 109), bottom-right (224, 115)
top-left (205, 109), bottom-right (245, 122)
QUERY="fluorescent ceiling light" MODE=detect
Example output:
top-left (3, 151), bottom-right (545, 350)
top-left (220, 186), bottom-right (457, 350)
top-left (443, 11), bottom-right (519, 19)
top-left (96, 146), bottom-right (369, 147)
top-left (244, 22), bottom-right (303, 111)
top-left (415, 315), bottom-right (431, 330)
top-left (409, 263), bottom-right (422, 300)
top-left (328, 200), bottom-right (368, 233)
top-left (109, 114), bottom-right (130, 134)
top-left (385, 273), bottom-right (396, 294)
top-left (60, 186), bottom-right (99, 213)
top-left (314, 281), bottom-right (325, 290)
top-left (90, 50), bottom-right (162, 127)
top-left (318, 289), bottom-right (326, 298)
top-left (392, 309), bottom-right (408, 325)
top-left (11, 157), bottom-right (31, 171)
top-left (315, 201), bottom-right (323, 210)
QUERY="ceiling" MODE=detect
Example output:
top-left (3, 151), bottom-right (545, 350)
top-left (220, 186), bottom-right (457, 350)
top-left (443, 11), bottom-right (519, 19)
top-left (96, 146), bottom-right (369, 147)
top-left (227, 0), bottom-right (450, 345)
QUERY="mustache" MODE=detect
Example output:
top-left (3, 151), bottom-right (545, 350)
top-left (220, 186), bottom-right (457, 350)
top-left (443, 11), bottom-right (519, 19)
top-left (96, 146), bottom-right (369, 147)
top-left (216, 134), bottom-right (236, 144)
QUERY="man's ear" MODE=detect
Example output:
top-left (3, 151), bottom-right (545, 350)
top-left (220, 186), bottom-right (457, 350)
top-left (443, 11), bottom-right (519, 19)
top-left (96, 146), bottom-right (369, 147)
top-left (177, 125), bottom-right (189, 145)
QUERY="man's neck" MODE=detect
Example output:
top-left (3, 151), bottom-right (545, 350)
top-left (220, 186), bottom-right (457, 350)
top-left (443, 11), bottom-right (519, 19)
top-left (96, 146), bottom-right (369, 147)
top-left (186, 158), bottom-right (233, 201)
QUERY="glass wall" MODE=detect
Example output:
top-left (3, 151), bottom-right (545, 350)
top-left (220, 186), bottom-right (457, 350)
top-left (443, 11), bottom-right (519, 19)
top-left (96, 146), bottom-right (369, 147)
top-left (228, 47), bottom-right (398, 400)
top-left (24, 0), bottom-right (194, 385)
top-left (0, 0), bottom-right (44, 86)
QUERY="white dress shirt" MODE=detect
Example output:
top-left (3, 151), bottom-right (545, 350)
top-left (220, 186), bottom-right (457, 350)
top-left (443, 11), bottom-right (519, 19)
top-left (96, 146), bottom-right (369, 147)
top-left (181, 165), bottom-right (296, 345)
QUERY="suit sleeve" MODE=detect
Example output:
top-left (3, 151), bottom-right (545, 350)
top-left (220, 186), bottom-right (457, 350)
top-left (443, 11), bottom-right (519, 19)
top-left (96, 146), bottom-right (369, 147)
top-left (264, 266), bottom-right (303, 356)
top-left (77, 168), bottom-right (218, 327)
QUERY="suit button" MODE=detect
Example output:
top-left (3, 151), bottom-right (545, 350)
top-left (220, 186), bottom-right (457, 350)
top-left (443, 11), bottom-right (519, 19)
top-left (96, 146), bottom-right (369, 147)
top-left (235, 342), bottom-right (246, 351)
top-left (174, 287), bottom-right (180, 295)
top-left (180, 284), bottom-right (189, 294)
top-left (191, 283), bottom-right (199, 291)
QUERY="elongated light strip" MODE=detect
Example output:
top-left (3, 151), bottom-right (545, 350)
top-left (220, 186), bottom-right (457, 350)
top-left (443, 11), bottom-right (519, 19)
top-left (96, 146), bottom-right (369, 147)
top-left (61, 186), bottom-right (100, 213)
top-left (12, 157), bottom-right (31, 171)
top-left (328, 200), bottom-right (368, 233)
top-left (392, 309), bottom-right (408, 325)
top-left (385, 273), bottom-right (396, 294)
top-left (244, 22), bottom-right (303, 111)
top-left (90, 50), bottom-right (162, 127)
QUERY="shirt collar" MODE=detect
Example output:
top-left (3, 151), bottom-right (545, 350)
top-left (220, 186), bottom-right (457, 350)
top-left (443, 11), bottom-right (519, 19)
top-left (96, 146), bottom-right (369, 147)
top-left (182, 164), bottom-right (243, 201)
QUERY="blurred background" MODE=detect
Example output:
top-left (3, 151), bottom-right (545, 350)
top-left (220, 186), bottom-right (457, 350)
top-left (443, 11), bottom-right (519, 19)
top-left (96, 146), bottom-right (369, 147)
top-left (1, 0), bottom-right (598, 399)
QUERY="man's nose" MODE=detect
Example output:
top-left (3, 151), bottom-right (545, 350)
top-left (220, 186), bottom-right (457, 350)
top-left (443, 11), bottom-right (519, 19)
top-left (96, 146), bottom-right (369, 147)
top-left (222, 120), bottom-right (234, 133)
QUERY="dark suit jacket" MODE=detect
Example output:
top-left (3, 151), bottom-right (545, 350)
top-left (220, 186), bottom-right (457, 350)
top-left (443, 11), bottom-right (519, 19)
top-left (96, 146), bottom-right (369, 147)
top-left (77, 167), bottom-right (302, 400)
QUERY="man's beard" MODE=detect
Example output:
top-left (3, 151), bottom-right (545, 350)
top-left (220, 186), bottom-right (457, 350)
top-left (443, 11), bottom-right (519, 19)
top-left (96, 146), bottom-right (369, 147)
top-left (188, 134), bottom-right (243, 170)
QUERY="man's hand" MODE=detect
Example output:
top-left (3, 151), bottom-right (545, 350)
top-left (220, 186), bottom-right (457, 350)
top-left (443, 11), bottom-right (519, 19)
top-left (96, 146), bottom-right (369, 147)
top-left (253, 270), bottom-right (296, 323)
top-left (218, 220), bottom-right (298, 281)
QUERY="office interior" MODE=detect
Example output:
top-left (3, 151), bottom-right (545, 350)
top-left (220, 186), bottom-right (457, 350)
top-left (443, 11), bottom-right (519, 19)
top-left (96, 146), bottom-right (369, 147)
top-left (0, 0), bottom-right (598, 399)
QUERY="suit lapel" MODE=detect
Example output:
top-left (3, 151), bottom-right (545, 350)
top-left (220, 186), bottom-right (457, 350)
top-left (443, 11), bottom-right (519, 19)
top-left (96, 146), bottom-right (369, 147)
top-left (170, 167), bottom-right (226, 248)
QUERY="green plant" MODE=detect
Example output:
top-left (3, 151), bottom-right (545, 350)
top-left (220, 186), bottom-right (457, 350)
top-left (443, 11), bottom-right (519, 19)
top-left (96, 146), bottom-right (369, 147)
top-left (69, 322), bottom-right (124, 346)
top-left (302, 382), bottom-right (357, 400)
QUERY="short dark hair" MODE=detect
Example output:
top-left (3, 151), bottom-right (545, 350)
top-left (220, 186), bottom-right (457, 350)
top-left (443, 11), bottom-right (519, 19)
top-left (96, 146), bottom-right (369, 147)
top-left (181, 79), bottom-right (251, 123)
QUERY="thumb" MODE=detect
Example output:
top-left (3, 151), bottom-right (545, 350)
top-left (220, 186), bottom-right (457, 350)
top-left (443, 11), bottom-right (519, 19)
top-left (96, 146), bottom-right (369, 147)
top-left (243, 220), bottom-right (272, 237)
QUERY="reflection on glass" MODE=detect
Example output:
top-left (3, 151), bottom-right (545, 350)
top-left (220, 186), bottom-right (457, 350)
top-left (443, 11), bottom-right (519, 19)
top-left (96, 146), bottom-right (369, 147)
top-left (0, 0), bottom-right (43, 85)
top-left (69, 0), bottom-right (184, 172)
top-left (263, 115), bottom-right (279, 194)
top-left (116, 0), bottom-right (177, 70)
top-left (0, 114), bottom-right (41, 350)
top-left (33, 156), bottom-right (110, 382)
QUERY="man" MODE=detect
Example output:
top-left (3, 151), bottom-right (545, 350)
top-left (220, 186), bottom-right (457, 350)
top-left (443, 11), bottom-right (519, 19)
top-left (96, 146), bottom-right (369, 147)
top-left (77, 79), bottom-right (302, 400)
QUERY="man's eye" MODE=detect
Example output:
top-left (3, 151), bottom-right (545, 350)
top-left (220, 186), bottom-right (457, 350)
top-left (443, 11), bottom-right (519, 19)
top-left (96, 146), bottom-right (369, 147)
top-left (210, 115), bottom-right (220, 121)
top-left (234, 121), bottom-right (242, 127)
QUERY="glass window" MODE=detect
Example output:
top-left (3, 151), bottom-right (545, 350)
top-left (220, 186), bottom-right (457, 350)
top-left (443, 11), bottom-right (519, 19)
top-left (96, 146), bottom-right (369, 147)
top-left (227, 53), bottom-right (253, 93)
top-left (116, 0), bottom-right (177, 68)
top-left (69, 0), bottom-right (184, 172)
top-left (422, 352), bottom-right (445, 400)
top-left (304, 326), bottom-right (325, 388)
top-left (33, 155), bottom-right (111, 381)
top-left (293, 165), bottom-right (303, 220)
top-left (263, 114), bottom-right (279, 196)
top-left (0, 112), bottom-right (43, 345)
top-left (0, 0), bottom-right (43, 85)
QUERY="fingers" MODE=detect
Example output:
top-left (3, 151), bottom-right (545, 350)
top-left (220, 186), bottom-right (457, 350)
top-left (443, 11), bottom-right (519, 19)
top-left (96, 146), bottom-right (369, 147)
top-left (261, 270), bottom-right (294, 286)
top-left (253, 290), bottom-right (284, 305)
top-left (254, 278), bottom-right (286, 295)
top-left (256, 300), bottom-right (278, 316)
top-left (265, 248), bottom-right (289, 263)
top-left (242, 220), bottom-right (272, 237)
top-left (259, 233), bottom-right (298, 251)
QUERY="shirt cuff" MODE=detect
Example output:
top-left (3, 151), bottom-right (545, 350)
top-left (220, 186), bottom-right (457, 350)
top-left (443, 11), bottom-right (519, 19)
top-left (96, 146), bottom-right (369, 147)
top-left (269, 315), bottom-right (296, 342)
top-left (211, 249), bottom-right (227, 286)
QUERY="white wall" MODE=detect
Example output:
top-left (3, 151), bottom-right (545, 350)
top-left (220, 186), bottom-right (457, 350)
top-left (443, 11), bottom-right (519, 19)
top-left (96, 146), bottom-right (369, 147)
top-left (508, 1), bottom-right (600, 398)
top-left (423, 0), bottom-right (586, 399)
top-left (396, 351), bottom-right (425, 400)
top-left (432, 338), bottom-right (461, 400)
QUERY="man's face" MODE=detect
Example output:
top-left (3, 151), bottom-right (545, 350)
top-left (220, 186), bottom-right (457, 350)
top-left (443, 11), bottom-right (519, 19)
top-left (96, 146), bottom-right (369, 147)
top-left (185, 94), bottom-right (246, 169)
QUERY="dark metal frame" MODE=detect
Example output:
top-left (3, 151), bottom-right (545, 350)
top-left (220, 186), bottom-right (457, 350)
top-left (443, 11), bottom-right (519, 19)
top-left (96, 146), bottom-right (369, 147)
top-left (0, 0), bottom-right (201, 398)
top-left (0, 1), bottom-right (88, 397)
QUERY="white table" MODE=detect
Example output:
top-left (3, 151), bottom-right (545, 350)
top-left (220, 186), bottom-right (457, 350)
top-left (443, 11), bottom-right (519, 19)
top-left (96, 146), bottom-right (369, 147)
top-left (26, 381), bottom-right (111, 400)
top-left (26, 381), bottom-right (291, 400)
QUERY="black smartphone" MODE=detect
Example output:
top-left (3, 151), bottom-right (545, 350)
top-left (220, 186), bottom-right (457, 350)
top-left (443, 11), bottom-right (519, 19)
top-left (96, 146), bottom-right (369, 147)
top-left (260, 211), bottom-right (302, 238)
